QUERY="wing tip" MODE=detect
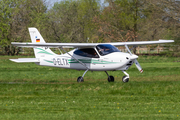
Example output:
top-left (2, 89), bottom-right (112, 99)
top-left (159, 39), bottom-right (174, 42)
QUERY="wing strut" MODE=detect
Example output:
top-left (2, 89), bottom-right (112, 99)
top-left (125, 44), bottom-right (132, 55)
top-left (126, 46), bottom-right (136, 53)
top-left (58, 48), bottom-right (63, 55)
top-left (60, 47), bottom-right (89, 82)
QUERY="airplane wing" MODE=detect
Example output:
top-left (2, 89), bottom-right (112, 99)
top-left (11, 40), bottom-right (174, 48)
top-left (111, 40), bottom-right (174, 46)
top-left (10, 58), bottom-right (39, 63)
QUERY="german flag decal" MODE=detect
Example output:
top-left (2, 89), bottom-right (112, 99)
top-left (36, 39), bottom-right (40, 42)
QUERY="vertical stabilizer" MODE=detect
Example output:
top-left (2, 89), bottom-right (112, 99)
top-left (28, 28), bottom-right (56, 58)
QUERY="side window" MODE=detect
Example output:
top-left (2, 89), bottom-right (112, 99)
top-left (74, 48), bottom-right (99, 58)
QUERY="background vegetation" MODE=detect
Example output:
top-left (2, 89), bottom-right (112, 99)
top-left (0, 0), bottom-right (179, 56)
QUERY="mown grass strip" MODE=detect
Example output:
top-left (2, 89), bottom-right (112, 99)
top-left (0, 55), bottom-right (180, 119)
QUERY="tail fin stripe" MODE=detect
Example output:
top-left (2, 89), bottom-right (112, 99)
top-left (35, 48), bottom-right (54, 55)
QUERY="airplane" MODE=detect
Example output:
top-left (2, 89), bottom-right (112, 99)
top-left (10, 28), bottom-right (174, 83)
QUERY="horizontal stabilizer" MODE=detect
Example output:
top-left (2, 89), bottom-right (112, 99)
top-left (9, 58), bottom-right (39, 63)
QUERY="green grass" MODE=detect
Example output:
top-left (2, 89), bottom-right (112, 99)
top-left (0, 55), bottom-right (180, 119)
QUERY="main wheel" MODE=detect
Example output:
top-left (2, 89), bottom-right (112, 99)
top-left (108, 76), bottom-right (114, 82)
top-left (122, 76), bottom-right (129, 83)
top-left (77, 76), bottom-right (84, 82)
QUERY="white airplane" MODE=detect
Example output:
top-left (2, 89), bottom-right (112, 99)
top-left (10, 28), bottom-right (174, 83)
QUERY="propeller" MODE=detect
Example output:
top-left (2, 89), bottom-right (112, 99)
top-left (134, 59), bottom-right (143, 73)
top-left (125, 45), bottom-right (143, 73)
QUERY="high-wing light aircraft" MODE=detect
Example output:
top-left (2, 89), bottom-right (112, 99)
top-left (10, 28), bottom-right (174, 83)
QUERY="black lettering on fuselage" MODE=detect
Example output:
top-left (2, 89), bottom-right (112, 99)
top-left (57, 58), bottom-right (63, 65)
top-left (53, 58), bottom-right (56, 65)
top-left (65, 59), bottom-right (69, 65)
top-left (53, 58), bottom-right (69, 66)
top-left (62, 58), bottom-right (65, 65)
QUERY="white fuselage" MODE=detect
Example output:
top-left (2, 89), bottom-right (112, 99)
top-left (38, 49), bottom-right (136, 71)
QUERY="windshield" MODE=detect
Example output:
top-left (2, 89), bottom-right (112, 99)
top-left (96, 44), bottom-right (121, 56)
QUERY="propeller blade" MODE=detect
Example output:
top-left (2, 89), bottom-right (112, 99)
top-left (134, 59), bottom-right (143, 73)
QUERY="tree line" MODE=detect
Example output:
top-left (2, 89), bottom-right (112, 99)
top-left (0, 0), bottom-right (179, 56)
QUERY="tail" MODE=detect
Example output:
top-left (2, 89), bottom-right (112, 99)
top-left (28, 28), bottom-right (56, 58)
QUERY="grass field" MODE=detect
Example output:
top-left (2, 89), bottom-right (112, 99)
top-left (0, 55), bottom-right (180, 119)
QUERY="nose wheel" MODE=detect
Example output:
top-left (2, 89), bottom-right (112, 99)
top-left (122, 71), bottom-right (129, 83)
top-left (122, 76), bottom-right (129, 83)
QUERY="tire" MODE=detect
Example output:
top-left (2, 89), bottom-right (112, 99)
top-left (108, 76), bottom-right (114, 82)
top-left (122, 76), bottom-right (129, 83)
top-left (77, 76), bottom-right (84, 82)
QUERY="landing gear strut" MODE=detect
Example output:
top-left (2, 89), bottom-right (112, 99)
top-left (122, 71), bottom-right (129, 83)
top-left (105, 71), bottom-right (114, 82)
top-left (77, 69), bottom-right (89, 83)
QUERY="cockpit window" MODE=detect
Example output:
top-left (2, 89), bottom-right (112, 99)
top-left (74, 48), bottom-right (99, 58)
top-left (96, 44), bottom-right (121, 56)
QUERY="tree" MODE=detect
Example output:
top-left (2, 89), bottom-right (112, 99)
top-left (0, 0), bottom-right (48, 55)
top-left (46, 0), bottom-right (100, 43)
top-left (0, 0), bottom-right (16, 55)
top-left (93, 0), bottom-right (146, 46)
top-left (137, 0), bottom-right (180, 55)
top-left (77, 0), bottom-right (100, 43)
